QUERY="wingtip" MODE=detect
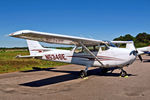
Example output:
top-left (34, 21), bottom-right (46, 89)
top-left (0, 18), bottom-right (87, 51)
top-left (9, 30), bottom-right (33, 37)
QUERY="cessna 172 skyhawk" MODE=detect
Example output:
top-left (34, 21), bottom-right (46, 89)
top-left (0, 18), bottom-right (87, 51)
top-left (9, 30), bottom-right (140, 78)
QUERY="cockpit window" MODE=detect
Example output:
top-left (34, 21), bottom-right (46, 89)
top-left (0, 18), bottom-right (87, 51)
top-left (74, 45), bottom-right (99, 53)
top-left (100, 43), bottom-right (109, 51)
top-left (74, 43), bottom-right (109, 53)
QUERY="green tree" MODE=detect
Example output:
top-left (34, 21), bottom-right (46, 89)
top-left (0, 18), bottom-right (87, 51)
top-left (135, 32), bottom-right (150, 43)
top-left (113, 32), bottom-right (150, 47)
top-left (114, 34), bottom-right (134, 41)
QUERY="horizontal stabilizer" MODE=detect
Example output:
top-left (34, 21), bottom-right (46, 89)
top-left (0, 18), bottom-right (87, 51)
top-left (16, 55), bottom-right (42, 58)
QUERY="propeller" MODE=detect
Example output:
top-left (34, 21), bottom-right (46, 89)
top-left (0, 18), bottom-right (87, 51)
top-left (138, 55), bottom-right (143, 62)
top-left (136, 50), bottom-right (143, 62)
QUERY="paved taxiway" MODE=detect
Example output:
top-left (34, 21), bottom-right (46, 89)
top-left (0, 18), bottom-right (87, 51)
top-left (0, 55), bottom-right (150, 100)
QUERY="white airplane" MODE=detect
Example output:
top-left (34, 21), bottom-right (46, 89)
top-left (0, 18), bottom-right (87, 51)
top-left (109, 41), bottom-right (150, 61)
top-left (137, 46), bottom-right (150, 55)
top-left (9, 30), bottom-right (139, 78)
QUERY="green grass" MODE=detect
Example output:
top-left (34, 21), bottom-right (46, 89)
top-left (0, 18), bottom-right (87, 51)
top-left (0, 50), bottom-right (68, 74)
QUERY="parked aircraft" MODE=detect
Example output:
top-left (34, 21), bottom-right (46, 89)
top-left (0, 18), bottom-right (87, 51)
top-left (137, 46), bottom-right (150, 55)
top-left (9, 30), bottom-right (141, 78)
top-left (110, 41), bottom-right (150, 61)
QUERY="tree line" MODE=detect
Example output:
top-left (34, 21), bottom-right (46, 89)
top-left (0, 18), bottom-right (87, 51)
top-left (113, 32), bottom-right (150, 47)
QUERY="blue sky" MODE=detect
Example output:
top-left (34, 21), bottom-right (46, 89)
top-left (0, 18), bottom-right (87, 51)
top-left (0, 0), bottom-right (150, 47)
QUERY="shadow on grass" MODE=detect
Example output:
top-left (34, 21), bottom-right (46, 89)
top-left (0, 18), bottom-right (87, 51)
top-left (20, 67), bottom-right (136, 87)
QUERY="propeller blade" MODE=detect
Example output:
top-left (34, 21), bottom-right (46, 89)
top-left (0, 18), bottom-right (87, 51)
top-left (138, 55), bottom-right (143, 62)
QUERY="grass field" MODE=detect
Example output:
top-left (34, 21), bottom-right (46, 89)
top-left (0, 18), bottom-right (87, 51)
top-left (0, 50), bottom-right (68, 74)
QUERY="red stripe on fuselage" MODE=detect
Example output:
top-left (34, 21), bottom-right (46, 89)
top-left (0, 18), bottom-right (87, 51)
top-left (67, 55), bottom-right (123, 61)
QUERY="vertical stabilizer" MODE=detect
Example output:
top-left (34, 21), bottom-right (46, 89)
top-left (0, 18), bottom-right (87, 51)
top-left (26, 40), bottom-right (44, 55)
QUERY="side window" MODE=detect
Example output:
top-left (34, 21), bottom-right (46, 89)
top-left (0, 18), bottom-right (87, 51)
top-left (74, 45), bottom-right (100, 53)
top-left (88, 45), bottom-right (99, 52)
top-left (74, 47), bottom-right (83, 53)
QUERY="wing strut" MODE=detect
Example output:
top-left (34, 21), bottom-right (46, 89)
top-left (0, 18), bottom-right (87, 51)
top-left (79, 42), bottom-right (105, 67)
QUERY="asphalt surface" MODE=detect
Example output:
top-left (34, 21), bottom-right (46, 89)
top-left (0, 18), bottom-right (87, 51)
top-left (0, 55), bottom-right (150, 100)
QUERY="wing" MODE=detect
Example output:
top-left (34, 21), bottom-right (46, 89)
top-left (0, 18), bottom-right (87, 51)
top-left (9, 30), bottom-right (105, 46)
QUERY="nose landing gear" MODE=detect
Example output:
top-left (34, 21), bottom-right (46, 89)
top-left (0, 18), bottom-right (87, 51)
top-left (120, 68), bottom-right (128, 77)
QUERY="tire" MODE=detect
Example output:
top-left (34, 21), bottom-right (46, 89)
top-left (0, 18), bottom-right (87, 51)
top-left (79, 70), bottom-right (87, 78)
top-left (120, 70), bottom-right (127, 77)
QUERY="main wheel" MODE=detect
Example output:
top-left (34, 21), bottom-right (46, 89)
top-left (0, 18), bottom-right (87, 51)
top-left (79, 70), bottom-right (87, 78)
top-left (120, 70), bottom-right (127, 77)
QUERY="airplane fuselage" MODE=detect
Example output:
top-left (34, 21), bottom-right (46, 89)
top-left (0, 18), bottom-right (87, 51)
top-left (36, 47), bottom-right (136, 68)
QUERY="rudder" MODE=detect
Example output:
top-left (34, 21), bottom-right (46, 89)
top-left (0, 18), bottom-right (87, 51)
top-left (26, 40), bottom-right (44, 55)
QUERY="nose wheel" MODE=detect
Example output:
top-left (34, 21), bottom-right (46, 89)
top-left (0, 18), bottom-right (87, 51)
top-left (120, 68), bottom-right (127, 77)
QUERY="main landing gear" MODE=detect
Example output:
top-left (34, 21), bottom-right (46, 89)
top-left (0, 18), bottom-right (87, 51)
top-left (79, 70), bottom-right (87, 78)
top-left (120, 68), bottom-right (128, 77)
top-left (79, 65), bottom-right (90, 78)
top-left (79, 67), bottom-right (128, 78)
